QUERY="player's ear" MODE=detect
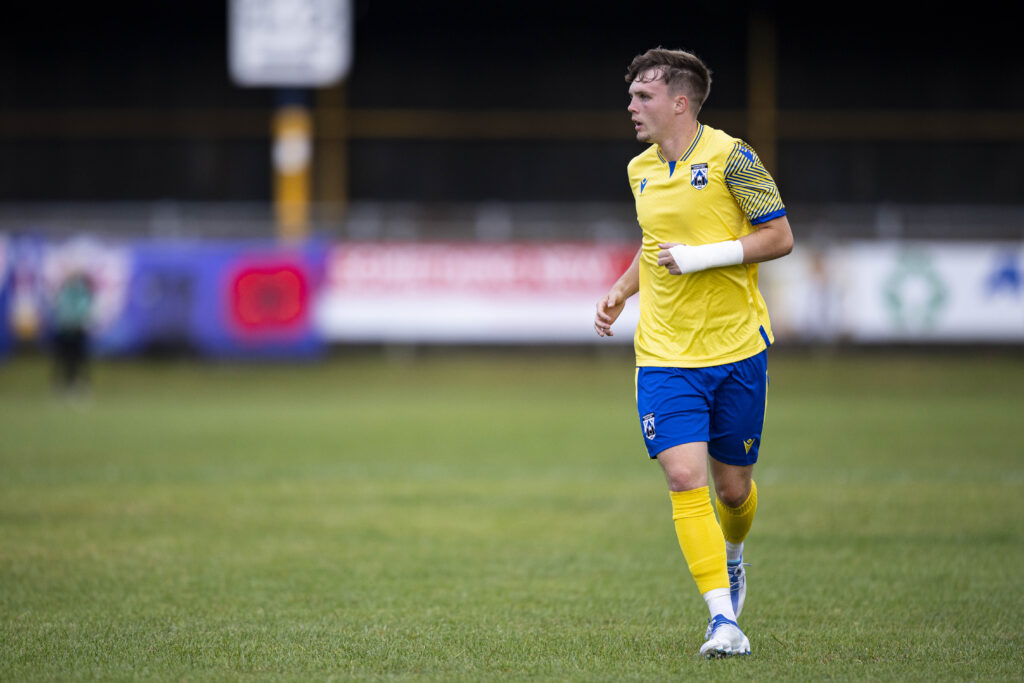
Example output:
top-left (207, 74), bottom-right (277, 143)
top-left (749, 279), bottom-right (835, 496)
top-left (674, 94), bottom-right (689, 115)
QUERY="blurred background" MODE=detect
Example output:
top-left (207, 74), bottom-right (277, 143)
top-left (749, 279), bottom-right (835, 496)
top-left (1, 1), bottom-right (1022, 360)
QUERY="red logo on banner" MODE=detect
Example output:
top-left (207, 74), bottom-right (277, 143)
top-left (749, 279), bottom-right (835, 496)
top-left (324, 243), bottom-right (638, 292)
top-left (230, 265), bottom-right (308, 333)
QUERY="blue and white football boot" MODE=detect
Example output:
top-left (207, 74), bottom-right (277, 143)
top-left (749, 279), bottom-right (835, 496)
top-left (705, 557), bottom-right (749, 640)
top-left (727, 557), bottom-right (748, 618)
top-left (699, 614), bottom-right (751, 658)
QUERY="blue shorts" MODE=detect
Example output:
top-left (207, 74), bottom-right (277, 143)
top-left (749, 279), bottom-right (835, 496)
top-left (635, 350), bottom-right (769, 466)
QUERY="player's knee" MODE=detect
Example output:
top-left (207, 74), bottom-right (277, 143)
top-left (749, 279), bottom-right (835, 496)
top-left (664, 465), bottom-right (706, 492)
top-left (714, 480), bottom-right (750, 508)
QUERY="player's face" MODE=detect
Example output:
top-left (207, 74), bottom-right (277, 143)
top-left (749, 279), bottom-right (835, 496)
top-left (627, 70), bottom-right (675, 144)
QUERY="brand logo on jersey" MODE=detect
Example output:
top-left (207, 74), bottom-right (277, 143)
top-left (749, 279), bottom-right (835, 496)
top-left (642, 412), bottom-right (656, 440)
top-left (690, 163), bottom-right (708, 189)
top-left (640, 178), bottom-right (648, 194)
top-left (743, 438), bottom-right (756, 454)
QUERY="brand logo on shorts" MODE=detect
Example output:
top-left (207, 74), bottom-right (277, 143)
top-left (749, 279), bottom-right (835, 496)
top-left (642, 412), bottom-right (656, 440)
top-left (690, 163), bottom-right (708, 189)
top-left (743, 438), bottom-right (756, 454)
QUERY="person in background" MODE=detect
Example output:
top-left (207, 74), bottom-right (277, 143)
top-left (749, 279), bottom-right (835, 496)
top-left (51, 271), bottom-right (95, 393)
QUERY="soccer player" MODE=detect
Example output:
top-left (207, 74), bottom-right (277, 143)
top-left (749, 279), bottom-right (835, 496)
top-left (594, 47), bottom-right (793, 658)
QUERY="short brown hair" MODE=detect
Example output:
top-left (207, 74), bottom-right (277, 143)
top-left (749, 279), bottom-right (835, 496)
top-left (625, 47), bottom-right (712, 112)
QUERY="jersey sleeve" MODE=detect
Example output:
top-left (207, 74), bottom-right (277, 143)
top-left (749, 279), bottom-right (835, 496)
top-left (724, 141), bottom-right (786, 225)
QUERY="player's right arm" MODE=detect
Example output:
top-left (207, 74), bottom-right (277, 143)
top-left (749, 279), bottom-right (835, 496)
top-left (594, 247), bottom-right (641, 337)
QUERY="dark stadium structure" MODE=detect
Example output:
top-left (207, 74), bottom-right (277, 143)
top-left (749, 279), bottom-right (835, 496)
top-left (0, 2), bottom-right (1021, 240)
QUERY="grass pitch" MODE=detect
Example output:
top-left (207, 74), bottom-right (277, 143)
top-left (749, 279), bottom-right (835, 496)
top-left (1, 349), bottom-right (1022, 680)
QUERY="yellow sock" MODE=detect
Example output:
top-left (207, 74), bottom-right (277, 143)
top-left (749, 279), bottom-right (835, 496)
top-left (716, 480), bottom-right (758, 545)
top-left (669, 487), bottom-right (728, 595)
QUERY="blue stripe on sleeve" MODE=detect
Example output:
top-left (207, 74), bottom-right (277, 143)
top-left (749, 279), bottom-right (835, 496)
top-left (750, 208), bottom-right (787, 225)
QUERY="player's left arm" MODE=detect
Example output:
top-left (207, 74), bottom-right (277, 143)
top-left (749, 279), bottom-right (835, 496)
top-left (657, 216), bottom-right (793, 273)
top-left (737, 214), bottom-right (793, 264)
top-left (658, 140), bottom-right (793, 275)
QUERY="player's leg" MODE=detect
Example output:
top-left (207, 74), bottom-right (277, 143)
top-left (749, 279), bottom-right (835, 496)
top-left (711, 460), bottom-right (756, 564)
top-left (708, 350), bottom-right (768, 620)
top-left (658, 443), bottom-right (734, 621)
top-left (710, 460), bottom-right (756, 618)
top-left (664, 450), bottom-right (750, 657)
top-left (637, 366), bottom-right (748, 656)
top-left (637, 368), bottom-right (730, 614)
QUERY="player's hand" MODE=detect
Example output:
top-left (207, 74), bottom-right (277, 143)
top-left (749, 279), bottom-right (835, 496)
top-left (657, 242), bottom-right (683, 275)
top-left (594, 290), bottom-right (625, 337)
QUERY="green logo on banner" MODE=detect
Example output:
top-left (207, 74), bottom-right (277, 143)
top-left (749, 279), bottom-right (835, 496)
top-left (883, 250), bottom-right (948, 330)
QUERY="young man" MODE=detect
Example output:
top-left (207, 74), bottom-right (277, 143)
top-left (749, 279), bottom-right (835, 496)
top-left (594, 48), bottom-right (793, 658)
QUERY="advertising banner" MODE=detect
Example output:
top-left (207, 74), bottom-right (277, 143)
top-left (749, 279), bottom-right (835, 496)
top-left (40, 238), bottom-right (132, 356)
top-left (763, 241), bottom-right (1024, 343)
top-left (1, 235), bottom-right (328, 359)
top-left (318, 240), bottom-right (1024, 346)
top-left (116, 240), bottom-right (327, 358)
top-left (0, 235), bottom-right (10, 357)
top-left (835, 241), bottom-right (1024, 341)
top-left (4, 236), bottom-right (1020, 355)
top-left (314, 242), bottom-right (640, 343)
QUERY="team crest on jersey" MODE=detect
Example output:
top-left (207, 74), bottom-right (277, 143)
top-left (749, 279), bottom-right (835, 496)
top-left (642, 412), bottom-right (656, 440)
top-left (690, 163), bottom-right (708, 189)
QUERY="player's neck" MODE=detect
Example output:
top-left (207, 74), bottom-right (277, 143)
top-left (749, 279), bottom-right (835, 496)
top-left (657, 119), bottom-right (700, 161)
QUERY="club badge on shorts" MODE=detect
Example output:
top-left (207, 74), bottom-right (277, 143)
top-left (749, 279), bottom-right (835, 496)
top-left (642, 412), bottom-right (656, 440)
top-left (690, 163), bottom-right (708, 189)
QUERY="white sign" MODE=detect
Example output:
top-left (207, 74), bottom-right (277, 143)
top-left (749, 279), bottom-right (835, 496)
top-left (762, 241), bottom-right (1024, 343)
top-left (314, 243), bottom-right (640, 344)
top-left (837, 241), bottom-right (1024, 341)
top-left (229, 0), bottom-right (352, 87)
top-left (315, 240), bottom-right (1024, 346)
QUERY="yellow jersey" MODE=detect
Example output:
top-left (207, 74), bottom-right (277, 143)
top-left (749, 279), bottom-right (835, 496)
top-left (628, 123), bottom-right (786, 367)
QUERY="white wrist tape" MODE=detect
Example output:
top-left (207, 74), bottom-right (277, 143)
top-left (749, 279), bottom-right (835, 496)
top-left (668, 241), bottom-right (744, 275)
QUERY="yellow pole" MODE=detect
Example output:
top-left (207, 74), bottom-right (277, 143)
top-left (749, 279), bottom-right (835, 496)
top-left (273, 104), bottom-right (312, 241)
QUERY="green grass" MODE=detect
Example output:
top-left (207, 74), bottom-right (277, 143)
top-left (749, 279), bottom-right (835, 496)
top-left (1, 349), bottom-right (1022, 680)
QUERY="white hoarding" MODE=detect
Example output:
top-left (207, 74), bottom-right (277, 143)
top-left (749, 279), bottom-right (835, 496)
top-left (314, 242), bottom-right (640, 344)
top-left (764, 241), bottom-right (1024, 343)
top-left (314, 240), bottom-right (1024, 345)
top-left (837, 241), bottom-right (1024, 341)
